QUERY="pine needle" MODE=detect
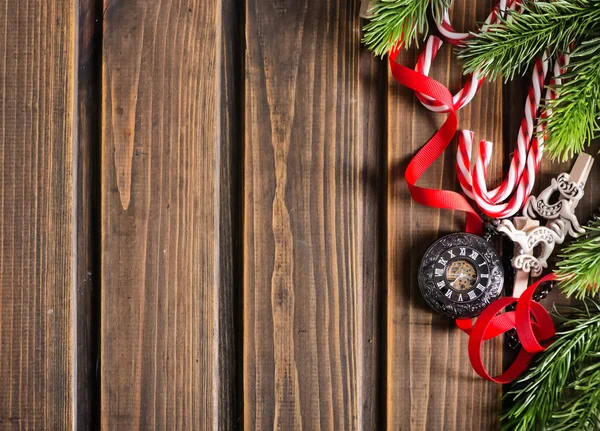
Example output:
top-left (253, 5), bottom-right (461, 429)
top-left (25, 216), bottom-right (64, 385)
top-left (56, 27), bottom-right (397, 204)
top-left (542, 39), bottom-right (600, 161)
top-left (502, 301), bottom-right (600, 431)
top-left (362, 0), bottom-right (451, 57)
top-left (459, 0), bottom-right (600, 80)
top-left (556, 216), bottom-right (600, 299)
top-left (548, 352), bottom-right (600, 430)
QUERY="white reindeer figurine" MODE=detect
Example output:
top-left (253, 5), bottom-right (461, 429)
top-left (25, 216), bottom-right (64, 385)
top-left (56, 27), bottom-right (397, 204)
top-left (498, 153), bottom-right (594, 296)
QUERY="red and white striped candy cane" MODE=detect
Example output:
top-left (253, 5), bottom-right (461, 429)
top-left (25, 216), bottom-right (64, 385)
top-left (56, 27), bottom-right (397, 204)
top-left (406, 0), bottom-right (569, 218)
top-left (436, 0), bottom-right (514, 44)
top-left (414, 37), bottom-right (484, 112)
top-left (458, 55), bottom-right (548, 203)
top-left (414, 0), bottom-right (514, 112)
top-left (457, 53), bottom-right (570, 218)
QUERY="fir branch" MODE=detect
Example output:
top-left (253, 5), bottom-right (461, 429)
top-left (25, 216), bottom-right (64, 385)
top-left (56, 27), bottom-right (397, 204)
top-left (556, 216), bottom-right (600, 299)
top-left (548, 352), bottom-right (600, 430)
top-left (542, 39), bottom-right (600, 161)
top-left (362, 0), bottom-right (450, 57)
top-left (459, 0), bottom-right (600, 80)
top-left (501, 301), bottom-right (600, 431)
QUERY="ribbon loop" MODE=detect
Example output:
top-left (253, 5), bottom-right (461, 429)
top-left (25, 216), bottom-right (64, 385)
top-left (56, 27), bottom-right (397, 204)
top-left (457, 274), bottom-right (557, 384)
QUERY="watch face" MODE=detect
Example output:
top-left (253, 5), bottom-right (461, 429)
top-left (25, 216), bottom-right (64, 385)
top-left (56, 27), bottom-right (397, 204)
top-left (418, 233), bottom-right (504, 319)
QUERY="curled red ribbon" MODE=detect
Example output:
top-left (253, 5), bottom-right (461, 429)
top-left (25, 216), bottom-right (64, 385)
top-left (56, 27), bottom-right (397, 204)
top-left (388, 47), bottom-right (557, 383)
top-left (389, 47), bottom-right (483, 235)
top-left (456, 274), bottom-right (556, 384)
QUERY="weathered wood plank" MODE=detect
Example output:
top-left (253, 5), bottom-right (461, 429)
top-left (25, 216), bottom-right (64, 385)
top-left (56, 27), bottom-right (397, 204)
top-left (0, 0), bottom-right (75, 428)
top-left (244, 0), bottom-right (384, 428)
top-left (385, 1), bottom-right (504, 429)
top-left (101, 0), bottom-right (236, 428)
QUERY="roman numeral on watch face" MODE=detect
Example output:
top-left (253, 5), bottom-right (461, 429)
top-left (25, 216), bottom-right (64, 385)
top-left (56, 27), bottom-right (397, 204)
top-left (418, 233), bottom-right (504, 318)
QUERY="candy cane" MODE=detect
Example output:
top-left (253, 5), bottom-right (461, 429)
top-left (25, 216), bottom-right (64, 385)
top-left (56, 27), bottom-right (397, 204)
top-left (414, 0), bottom-right (514, 112)
top-left (459, 55), bottom-right (548, 202)
top-left (414, 37), bottom-right (484, 112)
top-left (392, 0), bottom-right (568, 218)
top-left (436, 0), bottom-right (513, 45)
top-left (410, 0), bottom-right (569, 218)
top-left (457, 53), bottom-right (570, 218)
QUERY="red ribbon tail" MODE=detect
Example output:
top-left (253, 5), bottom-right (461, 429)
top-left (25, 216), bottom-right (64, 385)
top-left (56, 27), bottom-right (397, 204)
top-left (389, 51), bottom-right (483, 235)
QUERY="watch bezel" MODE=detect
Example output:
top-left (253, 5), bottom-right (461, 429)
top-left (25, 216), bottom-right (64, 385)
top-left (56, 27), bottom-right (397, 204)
top-left (418, 233), bottom-right (504, 319)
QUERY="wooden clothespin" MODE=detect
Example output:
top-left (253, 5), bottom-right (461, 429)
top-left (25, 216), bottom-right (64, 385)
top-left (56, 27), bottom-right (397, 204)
top-left (360, 1), bottom-right (378, 19)
top-left (499, 153), bottom-right (594, 298)
top-left (565, 152), bottom-right (594, 210)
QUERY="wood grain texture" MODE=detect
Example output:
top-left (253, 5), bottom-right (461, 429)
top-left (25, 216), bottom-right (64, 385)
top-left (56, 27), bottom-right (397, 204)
top-left (0, 0), bottom-right (75, 428)
top-left (244, 0), bottom-right (384, 428)
top-left (101, 0), bottom-right (235, 428)
top-left (386, 1), bottom-right (504, 429)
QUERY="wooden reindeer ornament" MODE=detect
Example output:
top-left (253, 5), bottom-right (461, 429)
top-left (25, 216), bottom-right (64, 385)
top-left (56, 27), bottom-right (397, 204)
top-left (498, 153), bottom-right (594, 297)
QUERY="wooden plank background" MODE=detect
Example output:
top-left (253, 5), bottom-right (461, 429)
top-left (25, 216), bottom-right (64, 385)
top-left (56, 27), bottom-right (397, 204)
top-left (243, 1), bottom-right (382, 429)
top-left (100, 0), bottom-right (234, 429)
top-left (0, 1), bottom-right (75, 429)
top-left (0, 0), bottom-right (597, 429)
top-left (386, 1), bottom-right (504, 428)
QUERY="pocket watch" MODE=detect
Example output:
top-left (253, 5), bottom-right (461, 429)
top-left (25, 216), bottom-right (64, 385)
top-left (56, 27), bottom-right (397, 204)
top-left (418, 233), bottom-right (504, 319)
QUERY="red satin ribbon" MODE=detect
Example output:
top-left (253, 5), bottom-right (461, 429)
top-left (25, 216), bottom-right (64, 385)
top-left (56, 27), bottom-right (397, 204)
top-left (389, 47), bottom-right (483, 235)
top-left (456, 274), bottom-right (556, 384)
top-left (388, 47), bottom-right (557, 383)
